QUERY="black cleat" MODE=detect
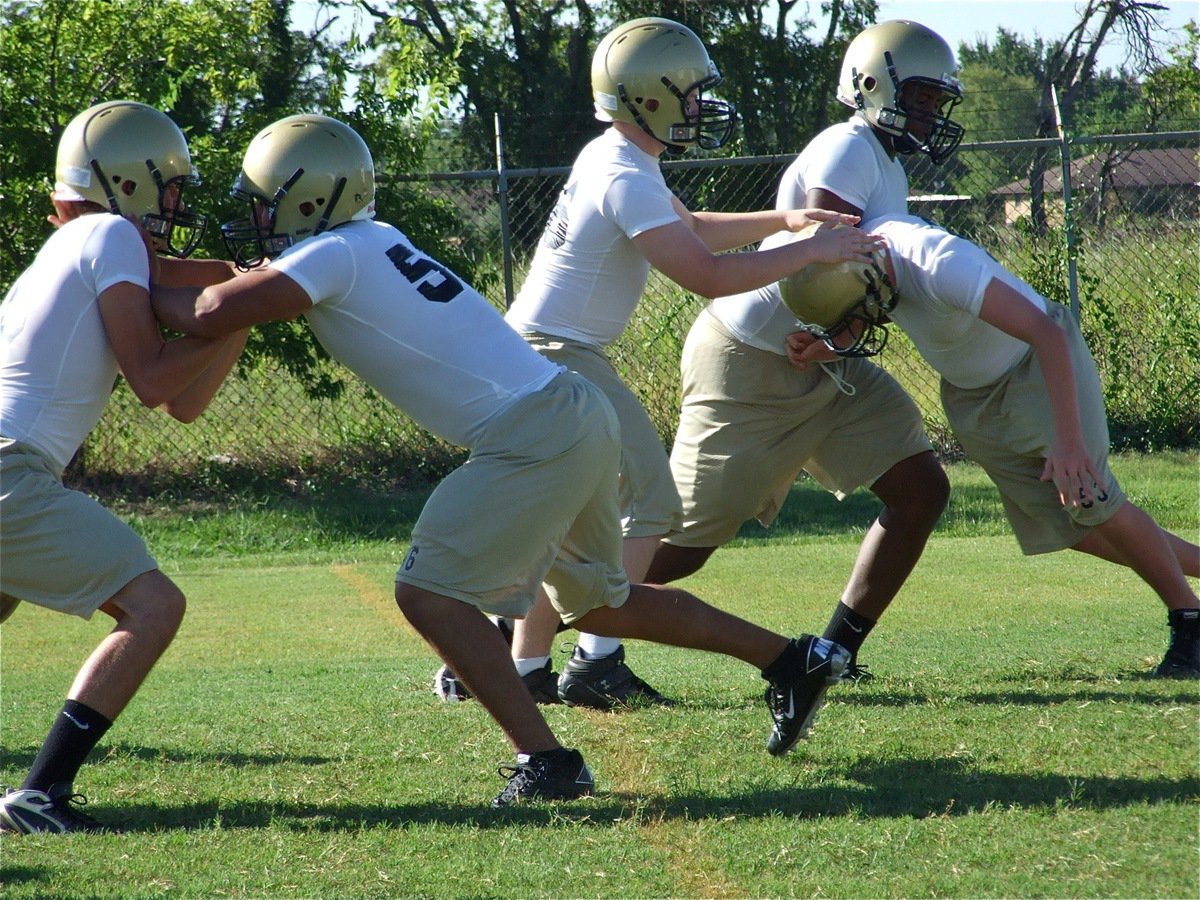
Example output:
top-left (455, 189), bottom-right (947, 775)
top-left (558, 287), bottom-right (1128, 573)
top-left (434, 659), bottom-right (563, 705)
top-left (1155, 611), bottom-right (1200, 679)
top-left (557, 645), bottom-right (672, 709)
top-left (1155, 645), bottom-right (1200, 679)
top-left (842, 660), bottom-right (874, 683)
top-left (0, 787), bottom-right (115, 834)
top-left (520, 660), bottom-right (563, 705)
top-left (432, 616), bottom-right (517, 702)
top-left (764, 635), bottom-right (850, 756)
top-left (491, 748), bottom-right (594, 807)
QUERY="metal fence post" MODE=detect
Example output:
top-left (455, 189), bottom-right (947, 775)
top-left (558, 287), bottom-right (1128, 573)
top-left (494, 112), bottom-right (516, 309)
top-left (1051, 85), bottom-right (1081, 321)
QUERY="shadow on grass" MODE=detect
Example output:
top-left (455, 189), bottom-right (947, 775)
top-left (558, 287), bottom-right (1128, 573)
top-left (87, 755), bottom-right (1199, 832)
top-left (0, 866), bottom-right (50, 891)
top-left (0, 742), bottom-right (335, 773)
top-left (831, 683), bottom-right (1200, 708)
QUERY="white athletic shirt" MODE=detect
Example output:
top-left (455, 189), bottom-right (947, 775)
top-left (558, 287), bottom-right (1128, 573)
top-left (505, 128), bottom-right (680, 347)
top-left (269, 220), bottom-right (562, 449)
top-left (0, 214), bottom-right (150, 470)
top-left (710, 115), bottom-right (910, 353)
top-left (864, 214), bottom-right (1046, 389)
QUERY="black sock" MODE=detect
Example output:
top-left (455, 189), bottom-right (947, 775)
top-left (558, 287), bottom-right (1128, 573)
top-left (822, 601), bottom-right (877, 659)
top-left (22, 700), bottom-right (113, 797)
top-left (1167, 609), bottom-right (1200, 646)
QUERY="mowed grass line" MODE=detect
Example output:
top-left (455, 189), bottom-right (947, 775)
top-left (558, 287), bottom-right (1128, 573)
top-left (0, 454), bottom-right (1197, 898)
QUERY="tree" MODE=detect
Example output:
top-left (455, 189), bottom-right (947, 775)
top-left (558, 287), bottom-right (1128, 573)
top-left (954, 3), bottom-right (1187, 233)
top-left (1024, 0), bottom-right (1170, 233)
top-left (0, 0), bottom-right (453, 398)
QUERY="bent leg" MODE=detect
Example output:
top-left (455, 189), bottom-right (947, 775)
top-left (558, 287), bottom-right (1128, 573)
top-left (1073, 522), bottom-right (1199, 578)
top-left (643, 543), bottom-right (716, 584)
top-left (70, 570), bottom-right (186, 721)
top-left (841, 451), bottom-right (948, 619)
top-left (397, 583), bottom-right (558, 754)
top-left (574, 583), bottom-right (788, 670)
top-left (1072, 503), bottom-right (1198, 610)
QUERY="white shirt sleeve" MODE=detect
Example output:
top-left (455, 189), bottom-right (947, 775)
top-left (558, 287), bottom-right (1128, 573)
top-left (84, 216), bottom-right (151, 295)
top-left (798, 129), bottom-right (882, 212)
top-left (602, 168), bottom-right (679, 239)
top-left (269, 232), bottom-right (357, 305)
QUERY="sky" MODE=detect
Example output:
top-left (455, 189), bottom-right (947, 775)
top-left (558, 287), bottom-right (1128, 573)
top-left (293, 1), bottom-right (1198, 68)
top-left (876, 0), bottom-right (1198, 70)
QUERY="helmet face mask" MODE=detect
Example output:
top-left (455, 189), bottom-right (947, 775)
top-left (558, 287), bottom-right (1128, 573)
top-left (838, 20), bottom-right (965, 164)
top-left (592, 17), bottom-right (737, 154)
top-left (778, 225), bottom-right (898, 358)
top-left (810, 260), bottom-right (897, 357)
top-left (56, 101), bottom-right (208, 257)
top-left (222, 114), bottom-right (375, 270)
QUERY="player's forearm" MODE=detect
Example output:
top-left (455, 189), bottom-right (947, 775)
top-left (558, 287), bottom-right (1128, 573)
top-left (1032, 327), bottom-right (1087, 449)
top-left (161, 329), bottom-right (249, 423)
top-left (152, 285), bottom-right (213, 335)
top-left (156, 257), bottom-right (239, 289)
top-left (689, 210), bottom-right (788, 252)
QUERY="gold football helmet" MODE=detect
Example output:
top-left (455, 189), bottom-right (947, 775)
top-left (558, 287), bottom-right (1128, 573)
top-left (591, 17), bottom-right (736, 154)
top-left (55, 100), bottom-right (207, 257)
top-left (222, 114), bottom-right (375, 269)
top-left (778, 224), bottom-right (897, 358)
top-left (837, 20), bottom-right (964, 164)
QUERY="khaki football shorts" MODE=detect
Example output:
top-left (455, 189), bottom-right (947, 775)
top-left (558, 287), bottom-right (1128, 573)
top-left (0, 441), bottom-right (158, 619)
top-left (664, 310), bottom-right (932, 548)
top-left (941, 302), bottom-right (1125, 555)
top-left (517, 332), bottom-right (682, 539)
top-left (395, 371), bottom-right (629, 625)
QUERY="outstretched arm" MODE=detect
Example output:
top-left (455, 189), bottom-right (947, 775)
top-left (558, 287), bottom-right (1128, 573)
top-left (156, 257), bottom-right (239, 288)
top-left (673, 195), bottom-right (859, 252)
top-left (633, 217), bottom-right (883, 299)
top-left (977, 278), bottom-right (1104, 508)
top-left (153, 267), bottom-right (313, 338)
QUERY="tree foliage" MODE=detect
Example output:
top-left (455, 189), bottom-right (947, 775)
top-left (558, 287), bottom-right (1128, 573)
top-left (954, 1), bottom-right (1179, 232)
top-left (0, 0), bottom-right (454, 397)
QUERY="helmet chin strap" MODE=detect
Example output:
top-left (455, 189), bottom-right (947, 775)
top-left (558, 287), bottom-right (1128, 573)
top-left (89, 159), bottom-right (123, 216)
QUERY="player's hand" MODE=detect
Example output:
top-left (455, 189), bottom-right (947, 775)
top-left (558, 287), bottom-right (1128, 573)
top-left (1040, 439), bottom-right (1107, 509)
top-left (46, 192), bottom-right (85, 229)
top-left (785, 330), bottom-right (839, 370)
top-left (782, 208), bottom-right (860, 231)
top-left (803, 226), bottom-right (885, 266)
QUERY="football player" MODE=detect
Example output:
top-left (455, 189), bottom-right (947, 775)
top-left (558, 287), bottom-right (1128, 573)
top-left (0, 102), bottom-right (245, 834)
top-left (646, 21), bottom-right (965, 681)
top-left (152, 113), bottom-right (862, 806)
top-left (787, 213), bottom-right (1200, 678)
top-left (435, 16), bottom-right (880, 711)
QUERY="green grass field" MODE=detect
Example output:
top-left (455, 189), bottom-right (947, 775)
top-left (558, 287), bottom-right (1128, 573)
top-left (2, 453), bottom-right (1197, 898)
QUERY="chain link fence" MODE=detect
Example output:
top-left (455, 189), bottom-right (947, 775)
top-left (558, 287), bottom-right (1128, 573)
top-left (75, 125), bottom-right (1199, 488)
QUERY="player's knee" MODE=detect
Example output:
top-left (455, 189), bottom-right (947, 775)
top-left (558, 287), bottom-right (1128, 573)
top-left (886, 454), bottom-right (948, 516)
top-left (643, 543), bottom-right (714, 584)
top-left (103, 571), bottom-right (186, 638)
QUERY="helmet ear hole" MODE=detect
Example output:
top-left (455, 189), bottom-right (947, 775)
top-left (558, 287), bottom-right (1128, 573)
top-left (120, 179), bottom-right (137, 197)
top-left (644, 98), bottom-right (658, 112)
top-left (299, 200), bottom-right (316, 217)
top-left (862, 76), bottom-right (876, 91)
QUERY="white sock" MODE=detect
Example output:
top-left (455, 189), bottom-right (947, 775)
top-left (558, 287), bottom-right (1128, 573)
top-left (514, 656), bottom-right (550, 677)
top-left (575, 633), bottom-right (621, 659)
